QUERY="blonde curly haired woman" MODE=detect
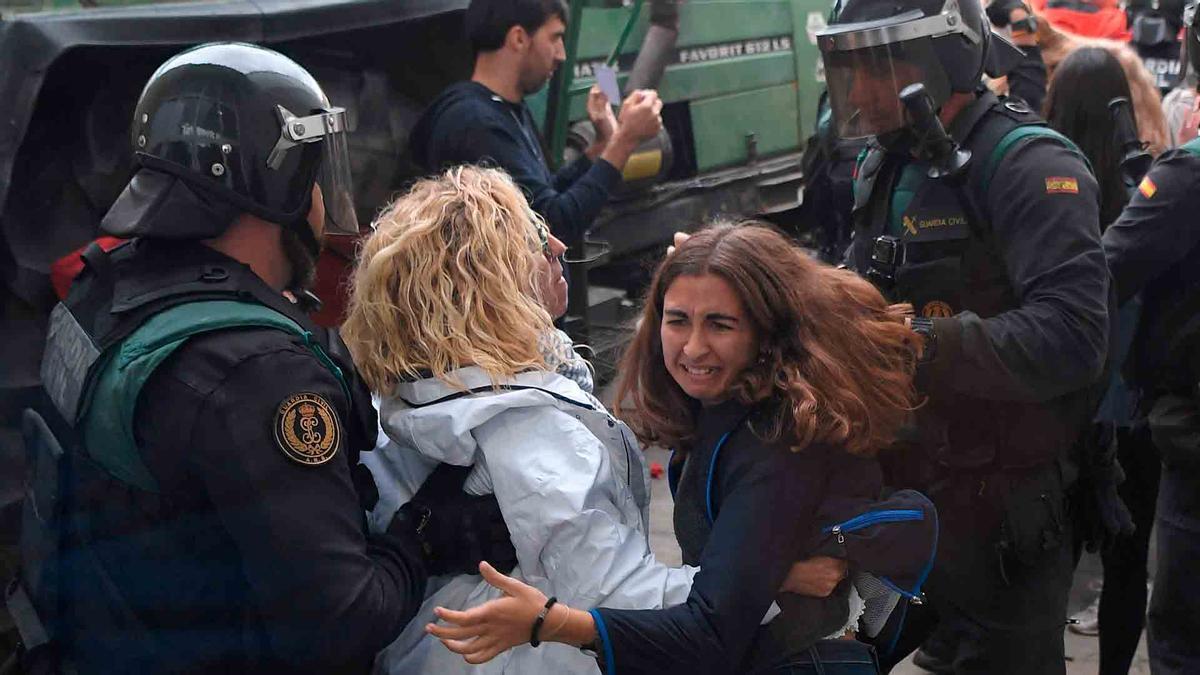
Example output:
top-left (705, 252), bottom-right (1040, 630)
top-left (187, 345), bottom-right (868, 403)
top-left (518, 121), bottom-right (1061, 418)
top-left (340, 166), bottom-right (699, 673)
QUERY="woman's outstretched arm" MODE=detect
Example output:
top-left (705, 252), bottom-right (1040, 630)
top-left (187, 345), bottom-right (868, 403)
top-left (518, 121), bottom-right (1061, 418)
top-left (427, 561), bottom-right (598, 664)
top-left (433, 437), bottom-right (839, 674)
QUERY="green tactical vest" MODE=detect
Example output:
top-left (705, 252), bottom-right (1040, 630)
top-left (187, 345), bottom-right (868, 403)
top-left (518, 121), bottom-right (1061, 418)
top-left (1179, 135), bottom-right (1200, 157)
top-left (78, 300), bottom-right (348, 493)
top-left (854, 125), bottom-right (1090, 238)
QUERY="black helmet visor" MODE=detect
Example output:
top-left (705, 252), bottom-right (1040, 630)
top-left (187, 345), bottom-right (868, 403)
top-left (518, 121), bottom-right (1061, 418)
top-left (268, 105), bottom-right (361, 236)
top-left (818, 9), bottom-right (967, 138)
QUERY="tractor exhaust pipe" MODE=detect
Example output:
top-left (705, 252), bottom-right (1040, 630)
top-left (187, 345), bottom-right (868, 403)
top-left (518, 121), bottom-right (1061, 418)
top-left (624, 0), bottom-right (679, 92)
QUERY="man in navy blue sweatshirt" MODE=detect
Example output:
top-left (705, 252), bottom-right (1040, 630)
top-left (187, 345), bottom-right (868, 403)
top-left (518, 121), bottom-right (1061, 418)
top-left (410, 0), bottom-right (664, 243)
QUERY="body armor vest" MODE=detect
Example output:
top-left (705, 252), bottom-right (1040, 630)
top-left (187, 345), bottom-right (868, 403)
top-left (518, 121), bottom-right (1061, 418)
top-left (20, 240), bottom-right (375, 668)
top-left (852, 92), bottom-right (1094, 470)
top-left (42, 242), bottom-right (356, 490)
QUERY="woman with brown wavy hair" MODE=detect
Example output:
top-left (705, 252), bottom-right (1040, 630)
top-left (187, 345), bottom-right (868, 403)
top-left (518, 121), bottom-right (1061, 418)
top-left (427, 223), bottom-right (939, 674)
top-left (615, 224), bottom-right (918, 457)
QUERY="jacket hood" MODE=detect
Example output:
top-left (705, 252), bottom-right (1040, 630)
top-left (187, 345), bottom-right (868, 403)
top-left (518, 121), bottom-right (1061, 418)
top-left (409, 81), bottom-right (503, 169)
top-left (378, 366), bottom-right (601, 465)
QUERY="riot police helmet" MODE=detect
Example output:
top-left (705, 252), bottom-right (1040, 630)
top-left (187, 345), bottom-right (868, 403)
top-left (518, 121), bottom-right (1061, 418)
top-left (102, 42), bottom-right (360, 241)
top-left (816, 0), bottom-right (991, 139)
top-left (1128, 0), bottom-right (1186, 48)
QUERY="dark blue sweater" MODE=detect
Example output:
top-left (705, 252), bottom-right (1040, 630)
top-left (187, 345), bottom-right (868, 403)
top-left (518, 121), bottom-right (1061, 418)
top-left (590, 400), bottom-right (938, 674)
top-left (410, 81), bottom-right (622, 241)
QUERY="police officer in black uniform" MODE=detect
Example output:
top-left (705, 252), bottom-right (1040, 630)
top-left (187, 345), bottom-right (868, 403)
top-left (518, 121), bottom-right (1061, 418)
top-left (797, 93), bottom-right (866, 263)
top-left (19, 43), bottom-right (514, 674)
top-left (816, 0), bottom-right (1112, 672)
top-left (1103, 5), bottom-right (1200, 671)
top-left (1127, 0), bottom-right (1187, 95)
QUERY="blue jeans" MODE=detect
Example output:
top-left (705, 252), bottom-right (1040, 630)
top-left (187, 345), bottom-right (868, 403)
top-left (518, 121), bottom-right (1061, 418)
top-left (774, 639), bottom-right (880, 674)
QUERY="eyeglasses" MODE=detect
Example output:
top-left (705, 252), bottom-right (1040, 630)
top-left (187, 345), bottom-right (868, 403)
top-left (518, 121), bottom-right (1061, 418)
top-left (534, 220), bottom-right (552, 258)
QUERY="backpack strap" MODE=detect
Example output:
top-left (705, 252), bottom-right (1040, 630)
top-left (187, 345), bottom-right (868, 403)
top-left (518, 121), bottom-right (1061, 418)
top-left (1178, 135), bottom-right (1200, 157)
top-left (977, 125), bottom-right (1092, 196)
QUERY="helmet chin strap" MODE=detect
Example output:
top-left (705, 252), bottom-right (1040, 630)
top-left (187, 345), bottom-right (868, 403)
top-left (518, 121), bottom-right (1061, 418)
top-left (878, 127), bottom-right (917, 154)
top-left (280, 217), bottom-right (322, 305)
top-left (899, 83), bottom-right (972, 178)
top-left (289, 213), bottom-right (323, 261)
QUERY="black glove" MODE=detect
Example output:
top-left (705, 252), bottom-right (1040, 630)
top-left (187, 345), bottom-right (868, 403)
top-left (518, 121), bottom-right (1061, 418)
top-left (1075, 423), bottom-right (1137, 554)
top-left (391, 463), bottom-right (517, 577)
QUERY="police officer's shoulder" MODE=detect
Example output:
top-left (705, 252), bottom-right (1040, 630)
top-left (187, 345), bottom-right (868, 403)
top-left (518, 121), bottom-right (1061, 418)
top-left (1157, 138), bottom-right (1200, 169)
top-left (153, 326), bottom-right (343, 404)
top-left (985, 124), bottom-right (1095, 197)
top-left (989, 95), bottom-right (1039, 123)
top-left (1128, 142), bottom-right (1200, 205)
top-left (981, 97), bottom-right (1084, 162)
top-left (1178, 135), bottom-right (1200, 156)
top-left (1007, 132), bottom-right (1092, 168)
top-left (134, 323), bottom-right (350, 481)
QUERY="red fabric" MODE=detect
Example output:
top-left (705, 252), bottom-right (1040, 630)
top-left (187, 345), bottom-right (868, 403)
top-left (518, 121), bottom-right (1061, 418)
top-left (50, 236), bottom-right (126, 300)
top-left (311, 238), bottom-right (358, 328)
top-left (50, 234), bottom-right (358, 328)
top-left (1031, 0), bottom-right (1132, 40)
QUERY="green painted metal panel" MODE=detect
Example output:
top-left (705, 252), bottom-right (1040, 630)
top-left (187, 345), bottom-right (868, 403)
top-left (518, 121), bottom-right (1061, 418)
top-left (565, 51), bottom-right (796, 120)
top-left (533, 0), bottom-right (824, 174)
top-left (690, 83), bottom-right (801, 171)
top-left (549, 0), bottom-right (587, 169)
top-left (575, 1), bottom-right (794, 59)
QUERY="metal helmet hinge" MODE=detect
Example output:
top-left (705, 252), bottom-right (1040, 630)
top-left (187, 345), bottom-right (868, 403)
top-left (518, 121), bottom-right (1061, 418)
top-left (267, 104), bottom-right (347, 170)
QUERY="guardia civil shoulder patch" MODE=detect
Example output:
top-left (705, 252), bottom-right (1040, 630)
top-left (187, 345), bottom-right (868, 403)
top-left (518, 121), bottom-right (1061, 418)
top-left (1045, 176), bottom-right (1079, 194)
top-left (1138, 176), bottom-right (1157, 199)
top-left (274, 393), bottom-right (340, 466)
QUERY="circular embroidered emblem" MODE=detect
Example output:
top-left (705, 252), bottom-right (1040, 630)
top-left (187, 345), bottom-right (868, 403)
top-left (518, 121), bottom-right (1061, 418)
top-left (921, 301), bottom-right (954, 318)
top-left (274, 393), bottom-right (340, 466)
top-left (1004, 100), bottom-right (1032, 114)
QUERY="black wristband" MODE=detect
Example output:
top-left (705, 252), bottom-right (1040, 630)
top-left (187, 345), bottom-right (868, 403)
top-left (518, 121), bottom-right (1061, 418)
top-left (529, 596), bottom-right (559, 648)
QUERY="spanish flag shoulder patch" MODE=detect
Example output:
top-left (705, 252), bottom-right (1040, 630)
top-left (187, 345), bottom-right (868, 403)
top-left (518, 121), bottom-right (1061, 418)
top-left (1045, 176), bottom-right (1080, 194)
top-left (1138, 176), bottom-right (1158, 199)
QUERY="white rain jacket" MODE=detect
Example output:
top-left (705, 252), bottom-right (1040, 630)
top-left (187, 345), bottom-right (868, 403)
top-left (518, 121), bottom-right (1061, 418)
top-left (364, 367), bottom-right (698, 674)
